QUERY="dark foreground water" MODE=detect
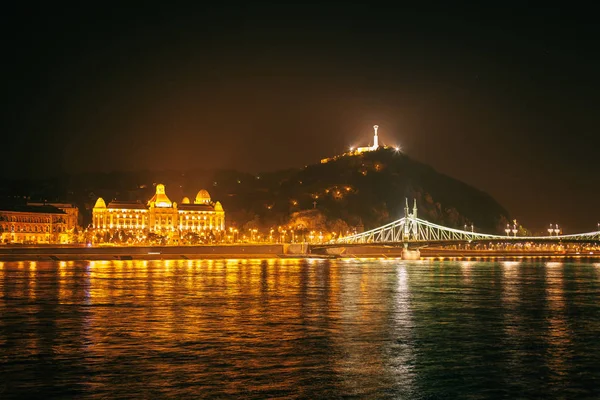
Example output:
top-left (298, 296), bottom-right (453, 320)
top-left (1, 259), bottom-right (600, 399)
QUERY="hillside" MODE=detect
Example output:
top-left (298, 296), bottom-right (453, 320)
top-left (217, 148), bottom-right (510, 234)
top-left (0, 148), bottom-right (510, 234)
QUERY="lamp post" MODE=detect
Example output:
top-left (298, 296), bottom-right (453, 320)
top-left (512, 221), bottom-right (518, 237)
top-left (554, 224), bottom-right (560, 236)
top-left (548, 224), bottom-right (554, 236)
top-left (505, 224), bottom-right (511, 236)
top-left (471, 224), bottom-right (474, 233)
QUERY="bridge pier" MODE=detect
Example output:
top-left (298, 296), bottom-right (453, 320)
top-left (401, 248), bottom-right (421, 260)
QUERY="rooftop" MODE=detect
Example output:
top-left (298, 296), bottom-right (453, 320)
top-left (0, 204), bottom-right (67, 214)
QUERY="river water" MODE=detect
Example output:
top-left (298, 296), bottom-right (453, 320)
top-left (1, 259), bottom-right (599, 399)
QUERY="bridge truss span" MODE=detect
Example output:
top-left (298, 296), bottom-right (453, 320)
top-left (336, 200), bottom-right (600, 246)
top-left (337, 217), bottom-right (506, 245)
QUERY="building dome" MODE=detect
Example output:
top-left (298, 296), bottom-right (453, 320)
top-left (94, 197), bottom-right (106, 209)
top-left (214, 201), bottom-right (223, 211)
top-left (182, 196), bottom-right (190, 204)
top-left (148, 183), bottom-right (173, 208)
top-left (195, 189), bottom-right (211, 204)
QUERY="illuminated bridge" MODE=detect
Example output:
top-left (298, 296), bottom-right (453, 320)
top-left (327, 200), bottom-right (600, 259)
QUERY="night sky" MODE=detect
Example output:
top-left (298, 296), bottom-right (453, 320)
top-left (2, 4), bottom-right (599, 232)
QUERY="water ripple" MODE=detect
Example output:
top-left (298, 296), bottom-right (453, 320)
top-left (0, 259), bottom-right (599, 398)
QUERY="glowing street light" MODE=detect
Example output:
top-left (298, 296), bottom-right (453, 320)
top-left (511, 221), bottom-right (518, 237)
top-left (548, 224), bottom-right (554, 236)
top-left (505, 224), bottom-right (511, 236)
top-left (554, 224), bottom-right (560, 236)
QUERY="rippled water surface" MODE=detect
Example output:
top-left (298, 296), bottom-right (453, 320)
top-left (1, 259), bottom-right (600, 399)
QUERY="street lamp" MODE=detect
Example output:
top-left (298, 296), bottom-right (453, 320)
top-left (505, 224), bottom-right (511, 236)
top-left (554, 224), bottom-right (560, 236)
top-left (548, 223), bottom-right (554, 236)
top-left (512, 221), bottom-right (518, 237)
top-left (471, 224), bottom-right (474, 233)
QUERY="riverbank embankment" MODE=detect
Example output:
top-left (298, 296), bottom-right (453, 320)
top-left (0, 244), bottom-right (598, 262)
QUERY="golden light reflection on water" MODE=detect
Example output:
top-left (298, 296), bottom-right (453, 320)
top-left (460, 260), bottom-right (473, 284)
top-left (500, 260), bottom-right (524, 379)
top-left (28, 262), bottom-right (36, 301)
top-left (544, 263), bottom-right (570, 380)
top-left (390, 265), bottom-right (415, 392)
top-left (1, 259), bottom-right (600, 398)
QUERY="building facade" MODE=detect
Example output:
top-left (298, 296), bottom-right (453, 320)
top-left (27, 202), bottom-right (79, 232)
top-left (0, 205), bottom-right (69, 244)
top-left (92, 184), bottom-right (225, 243)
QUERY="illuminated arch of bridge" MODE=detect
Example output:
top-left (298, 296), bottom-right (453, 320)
top-left (336, 199), bottom-right (600, 246)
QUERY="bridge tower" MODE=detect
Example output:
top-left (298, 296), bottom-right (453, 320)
top-left (403, 198), bottom-right (420, 241)
top-left (412, 199), bottom-right (418, 238)
top-left (412, 199), bottom-right (418, 219)
top-left (403, 198), bottom-right (411, 240)
top-left (401, 198), bottom-right (421, 260)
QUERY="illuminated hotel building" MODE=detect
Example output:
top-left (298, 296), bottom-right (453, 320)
top-left (0, 204), bottom-right (69, 244)
top-left (92, 184), bottom-right (225, 236)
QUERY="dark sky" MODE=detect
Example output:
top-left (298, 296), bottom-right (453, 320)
top-left (2, 3), bottom-right (599, 232)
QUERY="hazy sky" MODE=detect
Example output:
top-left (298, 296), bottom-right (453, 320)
top-left (2, 3), bottom-right (599, 231)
